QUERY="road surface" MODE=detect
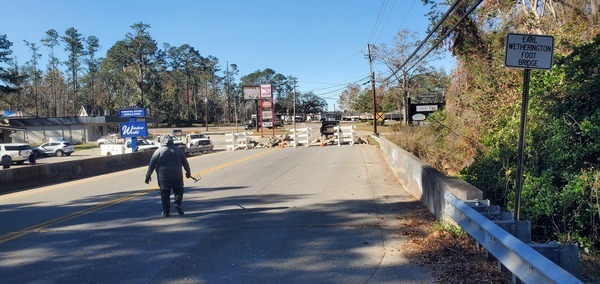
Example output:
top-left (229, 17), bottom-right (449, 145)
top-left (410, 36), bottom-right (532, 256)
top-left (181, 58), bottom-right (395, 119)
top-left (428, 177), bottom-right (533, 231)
top-left (0, 143), bottom-right (434, 283)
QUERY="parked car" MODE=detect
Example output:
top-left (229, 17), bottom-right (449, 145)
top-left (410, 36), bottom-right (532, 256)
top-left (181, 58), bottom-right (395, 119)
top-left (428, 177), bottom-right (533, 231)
top-left (245, 119), bottom-right (256, 130)
top-left (32, 141), bottom-right (75, 157)
top-left (0, 143), bottom-right (33, 164)
top-left (96, 133), bottom-right (125, 146)
top-left (244, 118), bottom-right (283, 129)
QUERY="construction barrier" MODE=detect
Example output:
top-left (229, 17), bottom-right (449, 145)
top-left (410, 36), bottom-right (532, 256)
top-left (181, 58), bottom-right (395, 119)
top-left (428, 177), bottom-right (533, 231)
top-left (333, 125), bottom-right (355, 146)
top-left (289, 127), bottom-right (312, 148)
top-left (225, 132), bottom-right (251, 151)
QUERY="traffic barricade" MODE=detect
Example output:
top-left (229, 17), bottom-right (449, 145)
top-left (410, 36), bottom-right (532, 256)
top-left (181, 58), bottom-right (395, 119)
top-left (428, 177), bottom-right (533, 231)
top-left (225, 132), bottom-right (251, 151)
top-left (289, 127), bottom-right (312, 148)
top-left (334, 125), bottom-right (355, 146)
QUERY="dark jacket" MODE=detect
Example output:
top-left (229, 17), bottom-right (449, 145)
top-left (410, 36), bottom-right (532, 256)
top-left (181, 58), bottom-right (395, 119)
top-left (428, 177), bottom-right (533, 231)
top-left (146, 135), bottom-right (191, 181)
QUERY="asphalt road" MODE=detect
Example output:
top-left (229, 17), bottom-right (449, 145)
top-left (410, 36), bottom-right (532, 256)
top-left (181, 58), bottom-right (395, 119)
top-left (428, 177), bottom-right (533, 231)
top-left (0, 142), bottom-right (434, 283)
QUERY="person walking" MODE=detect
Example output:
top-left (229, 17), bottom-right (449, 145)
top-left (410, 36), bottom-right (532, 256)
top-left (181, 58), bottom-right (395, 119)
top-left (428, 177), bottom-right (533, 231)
top-left (145, 135), bottom-right (192, 217)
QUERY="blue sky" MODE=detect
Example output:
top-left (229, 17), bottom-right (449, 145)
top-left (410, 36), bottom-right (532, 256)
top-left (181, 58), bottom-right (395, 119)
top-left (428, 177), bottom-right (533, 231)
top-left (2, 0), bottom-right (453, 110)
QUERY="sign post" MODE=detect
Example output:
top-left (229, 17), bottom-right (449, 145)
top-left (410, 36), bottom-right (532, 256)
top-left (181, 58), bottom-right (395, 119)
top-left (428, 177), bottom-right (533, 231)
top-left (260, 84), bottom-right (274, 137)
top-left (119, 108), bottom-right (148, 152)
top-left (243, 86), bottom-right (261, 133)
top-left (505, 33), bottom-right (554, 220)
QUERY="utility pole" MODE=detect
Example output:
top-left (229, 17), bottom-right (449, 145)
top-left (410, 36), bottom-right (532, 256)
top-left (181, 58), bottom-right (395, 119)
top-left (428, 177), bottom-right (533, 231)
top-left (367, 44), bottom-right (378, 136)
top-left (293, 79), bottom-right (297, 134)
top-left (205, 84), bottom-right (209, 132)
top-left (226, 61), bottom-right (230, 124)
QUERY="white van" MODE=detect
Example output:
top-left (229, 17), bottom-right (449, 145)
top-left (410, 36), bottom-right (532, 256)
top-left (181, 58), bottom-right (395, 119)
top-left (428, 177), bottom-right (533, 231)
top-left (0, 143), bottom-right (33, 164)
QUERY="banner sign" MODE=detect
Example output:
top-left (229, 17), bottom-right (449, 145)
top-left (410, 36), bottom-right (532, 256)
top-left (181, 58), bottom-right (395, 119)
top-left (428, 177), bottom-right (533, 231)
top-left (120, 121), bottom-right (148, 138)
top-left (119, 108), bottom-right (146, 118)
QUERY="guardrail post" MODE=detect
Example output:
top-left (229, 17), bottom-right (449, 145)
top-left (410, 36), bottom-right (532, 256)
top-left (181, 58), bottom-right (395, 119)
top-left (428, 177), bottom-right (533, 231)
top-left (559, 244), bottom-right (579, 277)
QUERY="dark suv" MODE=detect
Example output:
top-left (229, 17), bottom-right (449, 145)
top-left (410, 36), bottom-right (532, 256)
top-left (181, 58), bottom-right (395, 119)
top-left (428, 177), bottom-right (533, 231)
top-left (320, 120), bottom-right (340, 137)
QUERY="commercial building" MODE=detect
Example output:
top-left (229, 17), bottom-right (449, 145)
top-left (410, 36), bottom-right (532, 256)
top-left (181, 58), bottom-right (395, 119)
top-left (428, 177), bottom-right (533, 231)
top-left (7, 116), bottom-right (160, 145)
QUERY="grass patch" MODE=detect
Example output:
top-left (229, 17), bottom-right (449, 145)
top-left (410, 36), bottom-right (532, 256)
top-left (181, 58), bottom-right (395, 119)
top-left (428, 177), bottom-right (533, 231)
top-left (75, 143), bottom-right (98, 150)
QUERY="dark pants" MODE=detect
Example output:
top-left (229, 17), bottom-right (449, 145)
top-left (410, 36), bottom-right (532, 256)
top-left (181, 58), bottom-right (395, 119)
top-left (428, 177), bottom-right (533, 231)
top-left (158, 180), bottom-right (184, 213)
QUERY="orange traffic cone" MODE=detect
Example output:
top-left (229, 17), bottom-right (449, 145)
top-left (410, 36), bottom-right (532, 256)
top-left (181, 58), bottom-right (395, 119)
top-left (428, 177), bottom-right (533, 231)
top-left (321, 138), bottom-right (325, 147)
top-left (281, 141), bottom-right (285, 148)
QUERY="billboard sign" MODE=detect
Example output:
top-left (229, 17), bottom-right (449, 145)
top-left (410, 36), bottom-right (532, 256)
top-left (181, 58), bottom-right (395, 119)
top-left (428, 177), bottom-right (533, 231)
top-left (243, 86), bottom-right (260, 100)
top-left (120, 121), bottom-right (148, 138)
top-left (505, 33), bottom-right (554, 70)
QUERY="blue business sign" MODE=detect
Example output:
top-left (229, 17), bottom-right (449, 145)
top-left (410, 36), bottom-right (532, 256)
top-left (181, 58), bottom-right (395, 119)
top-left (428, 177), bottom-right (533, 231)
top-left (120, 121), bottom-right (148, 138)
top-left (119, 108), bottom-right (146, 118)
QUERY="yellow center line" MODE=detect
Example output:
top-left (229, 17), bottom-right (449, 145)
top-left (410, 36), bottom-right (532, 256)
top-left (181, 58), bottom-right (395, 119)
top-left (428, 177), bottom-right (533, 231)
top-left (0, 148), bottom-right (279, 244)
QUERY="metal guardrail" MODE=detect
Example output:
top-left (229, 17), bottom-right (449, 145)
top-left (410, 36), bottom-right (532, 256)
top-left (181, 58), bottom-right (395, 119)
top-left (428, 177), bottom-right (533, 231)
top-left (444, 191), bottom-right (582, 283)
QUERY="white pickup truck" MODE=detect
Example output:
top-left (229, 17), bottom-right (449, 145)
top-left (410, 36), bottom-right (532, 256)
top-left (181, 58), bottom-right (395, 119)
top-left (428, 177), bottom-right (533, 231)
top-left (97, 134), bottom-right (125, 147)
top-left (100, 139), bottom-right (158, 156)
top-left (184, 133), bottom-right (214, 155)
top-left (151, 133), bottom-right (213, 156)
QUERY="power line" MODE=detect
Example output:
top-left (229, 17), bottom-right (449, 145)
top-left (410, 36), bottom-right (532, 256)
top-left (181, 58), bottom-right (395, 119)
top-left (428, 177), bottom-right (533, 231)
top-left (367, 0), bottom-right (389, 44)
top-left (406, 0), bottom-right (483, 74)
top-left (373, 0), bottom-right (398, 44)
top-left (300, 73), bottom-right (369, 89)
top-left (319, 50), bottom-right (364, 72)
top-left (311, 75), bottom-right (371, 99)
top-left (394, 0), bottom-right (417, 33)
top-left (383, 0), bottom-right (464, 83)
top-left (309, 0), bottom-right (482, 104)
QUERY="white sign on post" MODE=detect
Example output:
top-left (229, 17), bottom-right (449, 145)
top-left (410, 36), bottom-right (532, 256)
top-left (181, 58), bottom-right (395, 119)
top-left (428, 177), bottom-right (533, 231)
top-left (416, 105), bottom-right (438, 112)
top-left (505, 33), bottom-right (554, 70)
